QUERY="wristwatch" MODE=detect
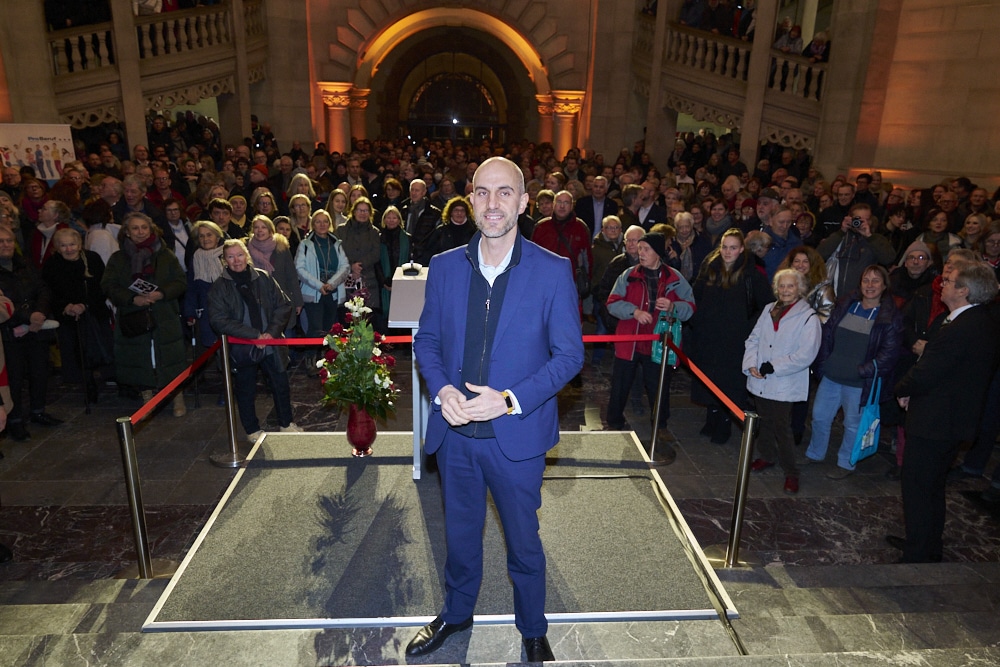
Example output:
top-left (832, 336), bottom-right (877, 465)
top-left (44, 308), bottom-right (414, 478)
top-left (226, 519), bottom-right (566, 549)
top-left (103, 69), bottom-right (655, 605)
top-left (502, 390), bottom-right (514, 415)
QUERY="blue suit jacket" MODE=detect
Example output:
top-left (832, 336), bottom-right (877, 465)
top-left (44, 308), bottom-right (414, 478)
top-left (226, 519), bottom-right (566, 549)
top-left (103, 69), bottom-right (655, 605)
top-left (414, 232), bottom-right (584, 461)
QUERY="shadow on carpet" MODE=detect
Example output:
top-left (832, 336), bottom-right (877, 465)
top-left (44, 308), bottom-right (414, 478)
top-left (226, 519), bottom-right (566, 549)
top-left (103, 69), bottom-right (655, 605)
top-left (144, 432), bottom-right (725, 631)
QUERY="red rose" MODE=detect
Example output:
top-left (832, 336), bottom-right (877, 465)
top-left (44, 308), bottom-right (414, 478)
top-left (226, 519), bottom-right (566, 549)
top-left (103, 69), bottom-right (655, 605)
top-left (385, 356), bottom-right (396, 367)
top-left (330, 323), bottom-right (344, 335)
top-left (324, 349), bottom-right (336, 361)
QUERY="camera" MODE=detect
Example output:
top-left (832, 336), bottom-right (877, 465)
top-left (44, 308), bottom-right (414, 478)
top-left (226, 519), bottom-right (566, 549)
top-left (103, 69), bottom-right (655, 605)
top-left (850, 216), bottom-right (863, 229)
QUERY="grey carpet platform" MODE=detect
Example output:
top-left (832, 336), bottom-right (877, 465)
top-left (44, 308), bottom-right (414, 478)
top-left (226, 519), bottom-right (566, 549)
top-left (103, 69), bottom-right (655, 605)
top-left (144, 431), bottom-right (735, 632)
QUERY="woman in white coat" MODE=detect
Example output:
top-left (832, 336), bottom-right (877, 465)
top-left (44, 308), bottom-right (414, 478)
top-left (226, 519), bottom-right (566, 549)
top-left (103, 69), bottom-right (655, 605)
top-left (743, 268), bottom-right (822, 495)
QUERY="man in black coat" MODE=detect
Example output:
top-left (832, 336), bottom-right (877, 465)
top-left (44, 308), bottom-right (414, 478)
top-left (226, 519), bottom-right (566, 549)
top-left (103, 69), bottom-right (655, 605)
top-left (892, 262), bottom-right (1000, 563)
top-left (402, 180), bottom-right (442, 265)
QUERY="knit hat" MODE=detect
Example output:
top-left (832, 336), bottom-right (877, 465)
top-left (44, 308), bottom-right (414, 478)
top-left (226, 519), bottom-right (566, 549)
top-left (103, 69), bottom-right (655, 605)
top-left (758, 187), bottom-right (780, 201)
top-left (902, 239), bottom-right (932, 262)
top-left (251, 164), bottom-right (269, 178)
top-left (741, 198), bottom-right (757, 209)
top-left (639, 232), bottom-right (667, 260)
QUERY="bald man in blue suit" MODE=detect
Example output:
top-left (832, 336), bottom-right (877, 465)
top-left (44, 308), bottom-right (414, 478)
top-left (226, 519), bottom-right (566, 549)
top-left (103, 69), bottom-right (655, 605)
top-left (409, 157), bottom-right (584, 662)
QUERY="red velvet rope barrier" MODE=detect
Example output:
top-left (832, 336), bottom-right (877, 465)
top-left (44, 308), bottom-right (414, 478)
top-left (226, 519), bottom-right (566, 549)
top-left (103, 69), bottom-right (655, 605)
top-left (130, 339), bottom-right (221, 425)
top-left (132, 333), bottom-right (744, 426)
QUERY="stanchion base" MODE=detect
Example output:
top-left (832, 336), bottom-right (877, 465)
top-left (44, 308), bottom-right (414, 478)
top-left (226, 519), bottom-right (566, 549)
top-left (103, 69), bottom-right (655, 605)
top-left (702, 544), bottom-right (761, 569)
top-left (210, 451), bottom-right (246, 468)
top-left (115, 558), bottom-right (181, 580)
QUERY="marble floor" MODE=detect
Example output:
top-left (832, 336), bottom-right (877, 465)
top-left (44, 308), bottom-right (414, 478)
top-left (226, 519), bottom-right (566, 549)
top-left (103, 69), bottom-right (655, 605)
top-left (1, 340), bottom-right (999, 664)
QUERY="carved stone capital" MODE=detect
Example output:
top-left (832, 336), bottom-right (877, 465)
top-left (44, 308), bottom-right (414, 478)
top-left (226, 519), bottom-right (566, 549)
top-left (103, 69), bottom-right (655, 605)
top-left (349, 87), bottom-right (371, 110)
top-left (550, 90), bottom-right (585, 116)
top-left (318, 82), bottom-right (353, 109)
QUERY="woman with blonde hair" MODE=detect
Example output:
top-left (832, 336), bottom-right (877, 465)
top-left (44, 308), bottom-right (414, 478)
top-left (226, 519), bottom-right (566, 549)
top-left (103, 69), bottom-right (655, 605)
top-left (247, 214), bottom-right (302, 337)
top-left (688, 228), bottom-right (773, 443)
top-left (183, 220), bottom-right (225, 351)
top-left (324, 187), bottom-right (349, 228)
top-left (295, 209), bottom-right (348, 339)
top-left (208, 239), bottom-right (299, 443)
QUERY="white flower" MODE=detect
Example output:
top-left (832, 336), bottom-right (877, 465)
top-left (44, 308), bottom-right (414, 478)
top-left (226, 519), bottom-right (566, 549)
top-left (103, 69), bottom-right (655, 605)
top-left (372, 346), bottom-right (382, 357)
top-left (316, 358), bottom-right (325, 368)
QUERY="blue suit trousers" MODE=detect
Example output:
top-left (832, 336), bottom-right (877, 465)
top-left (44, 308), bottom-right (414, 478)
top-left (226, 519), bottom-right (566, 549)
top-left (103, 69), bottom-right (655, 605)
top-left (436, 428), bottom-right (548, 637)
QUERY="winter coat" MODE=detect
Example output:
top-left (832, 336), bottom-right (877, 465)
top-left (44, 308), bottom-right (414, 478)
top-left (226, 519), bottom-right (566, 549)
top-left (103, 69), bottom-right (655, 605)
top-left (813, 291), bottom-right (904, 407)
top-left (743, 299), bottom-right (821, 402)
top-left (607, 262), bottom-right (695, 361)
top-left (295, 232), bottom-right (349, 304)
top-left (207, 267), bottom-right (292, 368)
top-left (688, 254), bottom-right (773, 406)
top-left (335, 218), bottom-right (382, 310)
top-left (101, 242), bottom-right (187, 389)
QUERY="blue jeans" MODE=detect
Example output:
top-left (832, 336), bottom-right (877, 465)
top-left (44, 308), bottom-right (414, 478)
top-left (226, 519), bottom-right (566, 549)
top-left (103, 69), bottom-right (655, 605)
top-left (805, 376), bottom-right (863, 470)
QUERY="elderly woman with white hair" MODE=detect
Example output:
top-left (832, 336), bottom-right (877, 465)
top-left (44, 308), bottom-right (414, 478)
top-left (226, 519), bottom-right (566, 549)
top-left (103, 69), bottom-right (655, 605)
top-left (743, 267), bottom-right (822, 495)
top-left (208, 239), bottom-right (300, 443)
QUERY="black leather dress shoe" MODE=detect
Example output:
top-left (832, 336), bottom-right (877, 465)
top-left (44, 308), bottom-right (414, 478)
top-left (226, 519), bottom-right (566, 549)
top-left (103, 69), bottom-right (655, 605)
top-left (523, 635), bottom-right (554, 662)
top-left (405, 616), bottom-right (473, 656)
top-left (30, 412), bottom-right (63, 427)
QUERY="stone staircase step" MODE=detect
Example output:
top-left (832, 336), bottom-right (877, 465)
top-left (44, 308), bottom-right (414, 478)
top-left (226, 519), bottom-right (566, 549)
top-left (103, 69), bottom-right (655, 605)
top-left (2, 630), bottom-right (998, 667)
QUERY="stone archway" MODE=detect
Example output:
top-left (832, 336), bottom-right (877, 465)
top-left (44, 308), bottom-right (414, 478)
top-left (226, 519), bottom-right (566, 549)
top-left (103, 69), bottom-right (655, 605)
top-left (318, 6), bottom-right (585, 155)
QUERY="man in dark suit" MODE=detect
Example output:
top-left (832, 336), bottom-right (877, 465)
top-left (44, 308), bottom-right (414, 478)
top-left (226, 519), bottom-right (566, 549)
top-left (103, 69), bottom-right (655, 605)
top-left (892, 262), bottom-right (1000, 563)
top-left (575, 175), bottom-right (620, 238)
top-left (409, 157), bottom-right (584, 662)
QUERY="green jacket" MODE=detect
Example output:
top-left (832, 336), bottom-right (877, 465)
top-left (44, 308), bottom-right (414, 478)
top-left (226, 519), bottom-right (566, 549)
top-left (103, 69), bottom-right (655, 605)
top-left (102, 244), bottom-right (187, 389)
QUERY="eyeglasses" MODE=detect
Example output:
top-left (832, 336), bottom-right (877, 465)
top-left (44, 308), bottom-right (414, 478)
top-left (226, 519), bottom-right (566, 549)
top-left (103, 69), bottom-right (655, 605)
top-left (941, 278), bottom-right (955, 285)
top-left (985, 239), bottom-right (1000, 246)
top-left (905, 254), bottom-right (929, 261)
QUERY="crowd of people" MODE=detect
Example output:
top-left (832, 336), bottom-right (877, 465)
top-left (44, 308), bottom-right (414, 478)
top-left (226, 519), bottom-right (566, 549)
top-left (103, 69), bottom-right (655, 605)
top-left (0, 109), bottom-right (998, 565)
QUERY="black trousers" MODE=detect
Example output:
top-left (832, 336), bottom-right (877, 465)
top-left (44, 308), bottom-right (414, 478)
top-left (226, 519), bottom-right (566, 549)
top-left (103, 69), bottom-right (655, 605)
top-left (5, 331), bottom-right (52, 421)
top-left (900, 433), bottom-right (956, 563)
top-left (607, 353), bottom-right (671, 429)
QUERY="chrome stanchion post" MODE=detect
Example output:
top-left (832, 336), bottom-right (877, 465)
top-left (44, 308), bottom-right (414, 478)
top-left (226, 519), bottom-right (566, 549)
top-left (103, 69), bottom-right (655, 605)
top-left (210, 335), bottom-right (246, 468)
top-left (648, 329), bottom-right (672, 463)
top-left (726, 410), bottom-right (759, 567)
top-left (115, 416), bottom-right (152, 579)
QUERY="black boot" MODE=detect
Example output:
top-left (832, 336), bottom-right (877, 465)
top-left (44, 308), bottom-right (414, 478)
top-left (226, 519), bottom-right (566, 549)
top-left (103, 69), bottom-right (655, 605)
top-left (711, 411), bottom-right (732, 444)
top-left (700, 408), bottom-right (719, 437)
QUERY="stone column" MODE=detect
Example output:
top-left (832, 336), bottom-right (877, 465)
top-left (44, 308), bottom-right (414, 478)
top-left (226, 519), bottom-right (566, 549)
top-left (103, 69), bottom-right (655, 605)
top-left (536, 94), bottom-right (554, 145)
top-left (349, 87), bottom-right (370, 143)
top-left (0, 3), bottom-right (57, 122)
top-left (319, 82), bottom-right (352, 155)
top-left (645, 0), bottom-right (674, 163)
top-left (551, 90), bottom-right (585, 160)
top-left (738, 0), bottom-right (779, 166)
top-left (109, 0), bottom-right (148, 150)
top-left (800, 0), bottom-right (819, 44)
top-left (218, 0), bottom-right (252, 148)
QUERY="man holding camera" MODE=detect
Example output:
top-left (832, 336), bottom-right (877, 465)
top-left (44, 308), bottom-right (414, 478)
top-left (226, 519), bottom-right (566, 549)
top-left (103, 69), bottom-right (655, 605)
top-left (817, 203), bottom-right (896, 297)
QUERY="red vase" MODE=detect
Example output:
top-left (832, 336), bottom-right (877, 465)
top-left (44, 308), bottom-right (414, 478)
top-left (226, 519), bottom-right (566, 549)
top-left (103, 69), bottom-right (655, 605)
top-left (346, 403), bottom-right (376, 457)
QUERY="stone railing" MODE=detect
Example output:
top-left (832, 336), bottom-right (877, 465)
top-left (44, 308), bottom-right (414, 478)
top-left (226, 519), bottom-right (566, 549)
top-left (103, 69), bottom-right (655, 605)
top-left (49, 22), bottom-right (116, 75)
top-left (767, 52), bottom-right (827, 102)
top-left (244, 0), bottom-right (266, 39)
top-left (133, 4), bottom-right (231, 59)
top-left (664, 24), bottom-right (752, 82)
top-left (47, 1), bottom-right (266, 77)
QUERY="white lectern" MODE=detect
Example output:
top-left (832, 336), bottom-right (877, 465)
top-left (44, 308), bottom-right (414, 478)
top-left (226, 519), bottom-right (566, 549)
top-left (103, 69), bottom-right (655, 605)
top-left (386, 265), bottom-right (430, 478)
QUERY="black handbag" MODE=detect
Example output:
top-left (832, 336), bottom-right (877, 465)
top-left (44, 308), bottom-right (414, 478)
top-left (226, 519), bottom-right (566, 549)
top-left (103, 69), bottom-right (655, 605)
top-left (118, 308), bottom-right (156, 338)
